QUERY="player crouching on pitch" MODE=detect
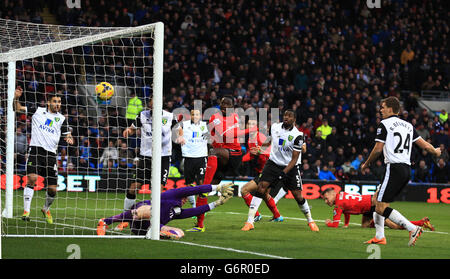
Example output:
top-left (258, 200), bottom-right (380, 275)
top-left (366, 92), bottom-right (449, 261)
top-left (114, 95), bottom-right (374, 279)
top-left (97, 183), bottom-right (234, 239)
top-left (321, 188), bottom-right (435, 231)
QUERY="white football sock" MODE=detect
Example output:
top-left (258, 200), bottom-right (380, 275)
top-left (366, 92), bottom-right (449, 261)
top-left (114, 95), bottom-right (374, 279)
top-left (124, 197), bottom-right (136, 210)
top-left (373, 212), bottom-right (385, 239)
top-left (273, 188), bottom-right (287, 204)
top-left (23, 186), bottom-right (34, 212)
top-left (387, 209), bottom-right (416, 232)
top-left (299, 199), bottom-right (313, 223)
top-left (247, 196), bottom-right (262, 224)
top-left (43, 193), bottom-right (55, 212)
top-left (187, 195), bottom-right (196, 207)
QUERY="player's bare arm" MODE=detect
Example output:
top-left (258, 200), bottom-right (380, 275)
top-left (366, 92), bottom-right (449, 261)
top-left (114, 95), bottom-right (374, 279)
top-left (283, 149), bottom-right (300, 174)
top-left (414, 137), bottom-right (441, 157)
top-left (175, 126), bottom-right (186, 145)
top-left (361, 141), bottom-right (384, 171)
top-left (123, 125), bottom-right (136, 138)
top-left (13, 87), bottom-right (26, 113)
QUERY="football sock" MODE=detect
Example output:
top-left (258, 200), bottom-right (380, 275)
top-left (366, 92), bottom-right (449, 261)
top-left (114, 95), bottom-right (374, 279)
top-left (385, 208), bottom-right (416, 232)
top-left (242, 193), bottom-right (260, 217)
top-left (193, 155), bottom-right (217, 228)
top-left (265, 196), bottom-right (280, 218)
top-left (203, 155), bottom-right (218, 185)
top-left (297, 198), bottom-right (313, 223)
top-left (124, 192), bottom-right (136, 210)
top-left (410, 220), bottom-right (424, 226)
top-left (195, 196), bottom-right (208, 228)
top-left (187, 195), bottom-right (196, 207)
top-left (247, 196), bottom-right (262, 223)
top-left (43, 191), bottom-right (56, 212)
top-left (373, 212), bottom-right (385, 239)
top-left (23, 185), bottom-right (34, 212)
top-left (273, 188), bottom-right (287, 204)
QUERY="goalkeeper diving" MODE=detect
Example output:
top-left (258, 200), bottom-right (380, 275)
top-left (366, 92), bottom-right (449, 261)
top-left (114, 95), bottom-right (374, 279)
top-left (97, 183), bottom-right (234, 239)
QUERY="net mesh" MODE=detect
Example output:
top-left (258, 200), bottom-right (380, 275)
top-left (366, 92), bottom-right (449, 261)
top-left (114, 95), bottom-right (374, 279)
top-left (1, 19), bottom-right (158, 237)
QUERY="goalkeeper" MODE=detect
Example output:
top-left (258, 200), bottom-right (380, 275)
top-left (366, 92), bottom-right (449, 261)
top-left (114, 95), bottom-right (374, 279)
top-left (97, 183), bottom-right (234, 239)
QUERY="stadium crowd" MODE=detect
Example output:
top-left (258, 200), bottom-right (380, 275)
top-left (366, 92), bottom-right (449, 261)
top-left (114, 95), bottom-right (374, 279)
top-left (1, 0), bottom-right (449, 184)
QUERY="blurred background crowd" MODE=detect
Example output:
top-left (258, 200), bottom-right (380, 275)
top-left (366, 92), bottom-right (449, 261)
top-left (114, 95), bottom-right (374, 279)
top-left (1, 0), bottom-right (448, 184)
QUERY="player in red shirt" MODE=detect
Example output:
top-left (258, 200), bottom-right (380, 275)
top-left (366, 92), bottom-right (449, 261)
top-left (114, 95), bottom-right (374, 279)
top-left (188, 96), bottom-right (257, 232)
top-left (321, 188), bottom-right (435, 231)
top-left (240, 118), bottom-right (283, 222)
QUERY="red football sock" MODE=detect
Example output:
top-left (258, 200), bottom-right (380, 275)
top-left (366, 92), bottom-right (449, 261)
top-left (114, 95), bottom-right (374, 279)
top-left (265, 196), bottom-right (280, 219)
top-left (195, 195), bottom-right (209, 228)
top-left (242, 193), bottom-right (259, 217)
top-left (410, 220), bottom-right (424, 226)
top-left (203, 155), bottom-right (218, 185)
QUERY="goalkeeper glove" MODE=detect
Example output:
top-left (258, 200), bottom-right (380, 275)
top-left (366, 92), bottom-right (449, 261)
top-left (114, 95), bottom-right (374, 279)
top-left (213, 194), bottom-right (232, 207)
top-left (216, 182), bottom-right (234, 197)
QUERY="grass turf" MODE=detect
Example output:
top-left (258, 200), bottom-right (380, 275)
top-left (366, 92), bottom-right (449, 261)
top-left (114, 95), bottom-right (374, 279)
top-left (2, 191), bottom-right (450, 259)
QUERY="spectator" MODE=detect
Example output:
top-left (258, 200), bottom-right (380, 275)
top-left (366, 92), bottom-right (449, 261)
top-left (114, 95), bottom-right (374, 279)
top-left (438, 109), bottom-right (448, 125)
top-left (351, 154), bottom-right (364, 170)
top-left (301, 163), bottom-right (316, 180)
top-left (370, 160), bottom-right (385, 182)
top-left (125, 91), bottom-right (143, 127)
top-left (118, 142), bottom-right (134, 169)
top-left (341, 160), bottom-right (353, 174)
top-left (316, 119), bottom-right (332, 140)
top-left (5, 0), bottom-right (449, 179)
top-left (432, 159), bottom-right (449, 184)
top-left (99, 140), bottom-right (119, 168)
top-left (335, 168), bottom-right (350, 182)
top-left (400, 44), bottom-right (414, 66)
top-left (356, 168), bottom-right (378, 181)
top-left (436, 144), bottom-right (449, 164)
top-left (318, 165), bottom-right (337, 181)
top-left (413, 160), bottom-right (430, 183)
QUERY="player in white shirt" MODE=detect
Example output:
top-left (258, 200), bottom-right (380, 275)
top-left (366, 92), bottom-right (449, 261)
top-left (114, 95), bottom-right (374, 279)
top-left (14, 87), bottom-right (74, 224)
top-left (176, 109), bottom-right (209, 207)
top-left (361, 96), bottom-right (441, 246)
top-left (118, 97), bottom-right (176, 231)
top-left (241, 109), bottom-right (319, 232)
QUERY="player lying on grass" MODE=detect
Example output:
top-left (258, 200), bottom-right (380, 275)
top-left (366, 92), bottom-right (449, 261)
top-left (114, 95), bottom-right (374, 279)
top-left (97, 183), bottom-right (234, 239)
top-left (321, 188), bottom-right (435, 231)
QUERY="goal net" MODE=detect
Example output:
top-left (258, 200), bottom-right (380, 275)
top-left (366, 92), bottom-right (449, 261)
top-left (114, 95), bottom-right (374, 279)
top-left (0, 19), bottom-right (164, 239)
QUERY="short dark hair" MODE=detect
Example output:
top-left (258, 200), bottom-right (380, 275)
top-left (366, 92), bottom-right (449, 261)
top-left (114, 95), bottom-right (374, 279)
top-left (381, 96), bottom-right (400, 114)
top-left (284, 108), bottom-right (295, 115)
top-left (320, 187), bottom-right (335, 196)
top-left (46, 92), bottom-right (61, 102)
top-left (222, 95), bottom-right (234, 105)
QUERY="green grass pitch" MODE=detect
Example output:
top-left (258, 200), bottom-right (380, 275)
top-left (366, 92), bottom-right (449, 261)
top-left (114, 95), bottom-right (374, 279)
top-left (2, 191), bottom-right (450, 259)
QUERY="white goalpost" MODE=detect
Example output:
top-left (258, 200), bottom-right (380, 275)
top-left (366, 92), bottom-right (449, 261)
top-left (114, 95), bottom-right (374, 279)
top-left (0, 19), bottom-right (163, 242)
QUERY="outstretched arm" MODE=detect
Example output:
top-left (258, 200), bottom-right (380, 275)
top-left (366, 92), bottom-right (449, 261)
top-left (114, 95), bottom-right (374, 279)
top-left (326, 207), bottom-right (343, 228)
top-left (13, 87), bottom-right (27, 113)
top-left (162, 184), bottom-right (213, 200)
top-left (414, 137), bottom-right (441, 157)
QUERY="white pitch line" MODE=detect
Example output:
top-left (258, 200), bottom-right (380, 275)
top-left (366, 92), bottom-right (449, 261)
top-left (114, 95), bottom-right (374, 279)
top-left (3, 217), bottom-right (291, 259)
top-left (168, 240), bottom-right (292, 259)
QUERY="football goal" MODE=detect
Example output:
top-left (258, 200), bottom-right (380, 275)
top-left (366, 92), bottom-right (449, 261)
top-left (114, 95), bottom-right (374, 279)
top-left (0, 19), bottom-right (164, 242)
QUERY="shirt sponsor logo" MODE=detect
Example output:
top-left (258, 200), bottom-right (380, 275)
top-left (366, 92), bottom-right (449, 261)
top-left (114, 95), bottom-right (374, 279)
top-left (39, 119), bottom-right (56, 134)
